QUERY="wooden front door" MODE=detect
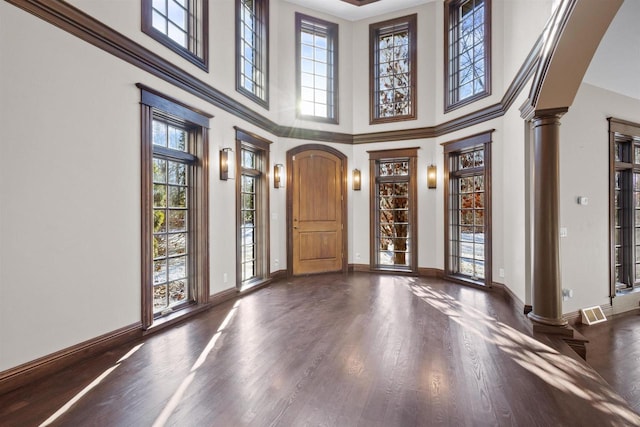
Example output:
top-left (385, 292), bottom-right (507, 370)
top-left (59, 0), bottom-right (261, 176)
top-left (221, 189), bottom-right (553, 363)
top-left (290, 148), bottom-right (345, 275)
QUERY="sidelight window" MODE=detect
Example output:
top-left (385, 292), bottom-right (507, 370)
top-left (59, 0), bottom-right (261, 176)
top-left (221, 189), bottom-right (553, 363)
top-left (609, 118), bottom-right (640, 295)
top-left (444, 131), bottom-right (492, 286)
top-left (369, 148), bottom-right (418, 272)
top-left (152, 122), bottom-right (193, 314)
top-left (236, 129), bottom-right (271, 290)
top-left (140, 86), bottom-right (210, 328)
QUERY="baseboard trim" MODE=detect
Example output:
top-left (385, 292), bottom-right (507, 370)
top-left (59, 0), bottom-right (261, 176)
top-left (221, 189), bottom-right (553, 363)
top-left (0, 322), bottom-right (142, 395)
top-left (1, 276), bottom-right (284, 395)
top-left (270, 269), bottom-right (287, 281)
top-left (349, 263), bottom-right (371, 272)
top-left (417, 268), bottom-right (445, 278)
top-left (209, 288), bottom-right (239, 306)
top-left (491, 281), bottom-right (527, 314)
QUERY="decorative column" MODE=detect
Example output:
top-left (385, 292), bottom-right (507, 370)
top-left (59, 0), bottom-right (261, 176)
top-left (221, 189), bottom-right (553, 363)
top-left (529, 108), bottom-right (568, 328)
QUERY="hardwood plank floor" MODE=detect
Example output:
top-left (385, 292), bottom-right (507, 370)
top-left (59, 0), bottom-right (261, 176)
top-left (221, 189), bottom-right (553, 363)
top-left (575, 309), bottom-right (640, 415)
top-left (1, 273), bottom-right (638, 426)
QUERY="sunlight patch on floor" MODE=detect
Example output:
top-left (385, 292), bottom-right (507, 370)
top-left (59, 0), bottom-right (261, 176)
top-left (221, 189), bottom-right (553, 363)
top-left (152, 300), bottom-right (241, 427)
top-left (405, 279), bottom-right (640, 424)
top-left (39, 343), bottom-right (145, 427)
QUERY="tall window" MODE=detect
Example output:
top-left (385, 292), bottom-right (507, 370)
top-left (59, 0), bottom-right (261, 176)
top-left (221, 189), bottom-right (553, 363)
top-left (140, 85), bottom-right (210, 328)
top-left (445, 0), bottom-right (491, 111)
top-left (236, 0), bottom-right (269, 107)
top-left (236, 129), bottom-right (271, 290)
top-left (444, 131), bottom-right (492, 286)
top-left (142, 0), bottom-right (208, 70)
top-left (609, 118), bottom-right (640, 295)
top-left (296, 13), bottom-right (339, 123)
top-left (370, 14), bottom-right (417, 124)
top-left (369, 148), bottom-right (418, 272)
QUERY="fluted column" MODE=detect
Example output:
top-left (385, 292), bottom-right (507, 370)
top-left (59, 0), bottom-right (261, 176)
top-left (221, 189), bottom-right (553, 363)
top-left (528, 108), bottom-right (568, 327)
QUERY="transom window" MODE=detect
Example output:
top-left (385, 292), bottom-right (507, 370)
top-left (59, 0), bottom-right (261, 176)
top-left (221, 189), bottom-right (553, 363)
top-left (142, 0), bottom-right (208, 70)
top-left (296, 13), bottom-right (339, 123)
top-left (236, 129), bottom-right (271, 290)
top-left (369, 148), bottom-right (418, 272)
top-left (237, 0), bottom-right (269, 107)
top-left (370, 14), bottom-right (417, 124)
top-left (609, 118), bottom-right (640, 295)
top-left (445, 0), bottom-right (491, 111)
top-left (140, 85), bottom-right (210, 329)
top-left (444, 131), bottom-right (492, 286)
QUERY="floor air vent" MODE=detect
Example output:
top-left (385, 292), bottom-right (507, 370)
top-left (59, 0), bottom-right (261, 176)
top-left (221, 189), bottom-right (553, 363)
top-left (580, 306), bottom-right (607, 325)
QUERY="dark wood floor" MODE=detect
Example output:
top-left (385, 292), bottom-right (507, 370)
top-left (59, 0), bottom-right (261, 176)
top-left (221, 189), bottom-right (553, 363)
top-left (575, 309), bottom-right (640, 415)
top-left (1, 273), bottom-right (639, 426)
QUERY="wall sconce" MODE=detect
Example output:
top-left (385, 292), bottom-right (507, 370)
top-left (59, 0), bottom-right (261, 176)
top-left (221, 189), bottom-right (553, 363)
top-left (219, 148), bottom-right (235, 180)
top-left (352, 169), bottom-right (361, 191)
top-left (427, 164), bottom-right (437, 189)
top-left (274, 164), bottom-right (284, 188)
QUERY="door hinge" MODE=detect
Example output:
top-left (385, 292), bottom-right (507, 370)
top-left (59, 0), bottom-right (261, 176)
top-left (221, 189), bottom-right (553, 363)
top-left (341, 223), bottom-right (343, 230)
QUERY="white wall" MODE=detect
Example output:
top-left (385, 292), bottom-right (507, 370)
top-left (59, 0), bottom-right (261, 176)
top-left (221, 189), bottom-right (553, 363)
top-left (559, 83), bottom-right (640, 313)
top-left (1, 2), bottom-right (143, 370)
top-left (0, 1), bottom-right (273, 371)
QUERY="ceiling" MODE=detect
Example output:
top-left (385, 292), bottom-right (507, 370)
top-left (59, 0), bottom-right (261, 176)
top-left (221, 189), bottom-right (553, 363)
top-left (583, 0), bottom-right (640, 100)
top-left (284, 0), bottom-right (431, 21)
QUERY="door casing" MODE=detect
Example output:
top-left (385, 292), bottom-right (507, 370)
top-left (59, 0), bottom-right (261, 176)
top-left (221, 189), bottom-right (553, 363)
top-left (286, 144), bottom-right (348, 276)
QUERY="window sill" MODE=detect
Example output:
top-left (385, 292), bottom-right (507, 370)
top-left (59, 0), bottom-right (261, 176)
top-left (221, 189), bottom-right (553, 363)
top-left (371, 266), bottom-right (418, 275)
top-left (143, 302), bottom-right (211, 335)
top-left (239, 277), bottom-right (273, 293)
top-left (616, 285), bottom-right (640, 296)
top-left (445, 274), bottom-right (489, 288)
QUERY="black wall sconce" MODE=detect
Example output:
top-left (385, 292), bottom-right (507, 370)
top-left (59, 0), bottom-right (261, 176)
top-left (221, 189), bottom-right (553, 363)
top-left (220, 148), bottom-right (235, 180)
top-left (427, 164), bottom-right (437, 189)
top-left (352, 169), bottom-right (361, 191)
top-left (274, 164), bottom-right (284, 188)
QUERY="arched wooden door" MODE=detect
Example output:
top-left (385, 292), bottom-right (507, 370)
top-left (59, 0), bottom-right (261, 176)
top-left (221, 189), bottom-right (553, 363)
top-left (287, 145), bottom-right (347, 275)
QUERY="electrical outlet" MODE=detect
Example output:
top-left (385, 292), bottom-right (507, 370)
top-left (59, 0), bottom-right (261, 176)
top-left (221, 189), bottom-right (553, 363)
top-left (499, 268), bottom-right (504, 278)
top-left (223, 273), bottom-right (228, 283)
top-left (560, 227), bottom-right (568, 238)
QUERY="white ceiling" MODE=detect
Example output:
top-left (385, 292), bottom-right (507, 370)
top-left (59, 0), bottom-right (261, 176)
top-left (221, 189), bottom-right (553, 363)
top-left (284, 0), bottom-right (431, 21)
top-left (583, 0), bottom-right (640, 100)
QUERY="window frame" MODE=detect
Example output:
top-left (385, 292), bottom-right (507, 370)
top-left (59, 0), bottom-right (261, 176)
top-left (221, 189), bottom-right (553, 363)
top-left (443, 130), bottom-right (493, 287)
top-left (369, 14), bottom-right (418, 125)
top-left (235, 128), bottom-right (272, 291)
top-left (444, 0), bottom-right (492, 112)
top-left (142, 0), bottom-right (209, 71)
top-left (139, 84), bottom-right (211, 330)
top-left (368, 147), bottom-right (419, 273)
top-left (295, 13), bottom-right (339, 124)
top-left (236, 0), bottom-right (269, 108)
top-left (609, 118), bottom-right (640, 296)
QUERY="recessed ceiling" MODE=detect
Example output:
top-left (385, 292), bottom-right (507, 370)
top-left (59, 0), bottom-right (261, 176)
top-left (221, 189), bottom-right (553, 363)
top-left (285, 0), bottom-right (431, 22)
top-left (340, 0), bottom-right (381, 6)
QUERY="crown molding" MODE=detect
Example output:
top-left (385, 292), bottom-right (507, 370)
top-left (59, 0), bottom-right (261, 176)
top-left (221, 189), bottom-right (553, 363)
top-left (7, 0), bottom-right (545, 145)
